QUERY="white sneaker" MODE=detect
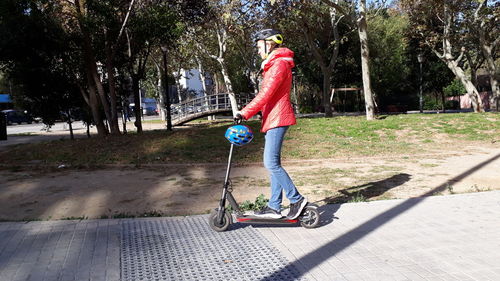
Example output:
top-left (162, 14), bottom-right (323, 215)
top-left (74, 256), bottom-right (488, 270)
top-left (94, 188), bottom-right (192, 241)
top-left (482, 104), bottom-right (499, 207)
top-left (254, 206), bottom-right (282, 219)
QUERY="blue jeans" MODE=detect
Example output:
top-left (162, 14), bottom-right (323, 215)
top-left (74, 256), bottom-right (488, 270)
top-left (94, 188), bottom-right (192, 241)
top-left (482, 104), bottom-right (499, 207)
top-left (264, 126), bottom-right (302, 211)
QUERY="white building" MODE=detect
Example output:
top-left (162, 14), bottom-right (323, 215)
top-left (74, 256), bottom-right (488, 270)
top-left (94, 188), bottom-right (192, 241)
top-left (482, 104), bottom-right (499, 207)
top-left (175, 69), bottom-right (213, 99)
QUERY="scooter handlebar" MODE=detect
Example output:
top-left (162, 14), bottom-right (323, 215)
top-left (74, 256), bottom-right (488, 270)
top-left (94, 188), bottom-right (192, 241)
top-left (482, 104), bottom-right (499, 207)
top-left (234, 113), bottom-right (243, 124)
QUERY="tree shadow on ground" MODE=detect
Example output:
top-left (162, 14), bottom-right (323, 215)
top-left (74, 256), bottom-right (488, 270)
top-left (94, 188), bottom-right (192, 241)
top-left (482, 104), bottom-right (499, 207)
top-left (313, 173), bottom-right (411, 227)
top-left (324, 173), bottom-right (412, 204)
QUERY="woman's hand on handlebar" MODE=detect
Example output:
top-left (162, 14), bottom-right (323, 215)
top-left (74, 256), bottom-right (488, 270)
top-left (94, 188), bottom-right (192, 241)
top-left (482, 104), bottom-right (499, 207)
top-left (234, 112), bottom-right (243, 123)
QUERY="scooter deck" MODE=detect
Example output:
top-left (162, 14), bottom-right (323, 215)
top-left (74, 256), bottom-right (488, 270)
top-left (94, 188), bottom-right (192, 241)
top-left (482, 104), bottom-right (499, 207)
top-left (235, 215), bottom-right (298, 224)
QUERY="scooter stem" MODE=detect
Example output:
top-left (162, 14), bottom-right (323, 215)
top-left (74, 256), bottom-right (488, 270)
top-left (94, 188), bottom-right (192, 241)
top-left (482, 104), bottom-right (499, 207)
top-left (224, 143), bottom-right (235, 186)
top-left (216, 143), bottom-right (235, 224)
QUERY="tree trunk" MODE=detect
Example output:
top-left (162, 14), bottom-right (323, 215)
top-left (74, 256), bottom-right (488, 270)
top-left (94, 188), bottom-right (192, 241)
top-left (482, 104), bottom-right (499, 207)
top-left (82, 30), bottom-right (116, 133)
top-left (174, 70), bottom-right (183, 103)
top-left (121, 107), bottom-right (127, 134)
top-left (156, 62), bottom-right (166, 121)
top-left (105, 39), bottom-right (121, 135)
top-left (89, 63), bottom-right (111, 117)
top-left (471, 67), bottom-right (478, 88)
top-left (197, 58), bottom-right (212, 120)
top-left (299, 5), bottom-right (340, 117)
top-left (197, 61), bottom-right (208, 95)
top-left (490, 76), bottom-right (500, 111)
top-left (322, 68), bottom-right (332, 116)
top-left (218, 58), bottom-right (239, 115)
top-left (85, 69), bottom-right (108, 136)
top-left (441, 91), bottom-right (446, 113)
top-left (209, 26), bottom-right (238, 115)
top-left (67, 110), bottom-right (74, 140)
top-left (358, 0), bottom-right (376, 120)
top-left (439, 3), bottom-right (483, 113)
top-left (467, 61), bottom-right (488, 112)
top-left (78, 84), bottom-right (106, 136)
top-left (213, 72), bottom-right (219, 93)
top-left (162, 50), bottom-right (173, 131)
top-left (74, 0), bottom-right (109, 136)
top-left (196, 58), bottom-right (209, 104)
top-left (250, 71), bottom-right (260, 95)
top-left (131, 75), bottom-right (143, 133)
top-left (445, 59), bottom-right (484, 112)
top-left (479, 34), bottom-right (499, 111)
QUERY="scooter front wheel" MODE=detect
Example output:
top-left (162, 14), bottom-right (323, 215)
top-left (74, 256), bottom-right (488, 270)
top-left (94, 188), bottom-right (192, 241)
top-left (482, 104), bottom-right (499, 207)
top-left (299, 205), bottom-right (320, 229)
top-left (209, 209), bottom-right (232, 232)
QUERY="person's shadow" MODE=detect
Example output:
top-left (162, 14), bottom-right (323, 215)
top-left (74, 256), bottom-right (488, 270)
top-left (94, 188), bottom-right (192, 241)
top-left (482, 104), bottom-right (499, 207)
top-left (315, 173), bottom-right (412, 226)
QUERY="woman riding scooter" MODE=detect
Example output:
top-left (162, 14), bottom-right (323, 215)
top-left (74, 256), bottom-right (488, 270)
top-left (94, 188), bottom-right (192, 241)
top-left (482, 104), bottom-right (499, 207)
top-left (235, 29), bottom-right (307, 219)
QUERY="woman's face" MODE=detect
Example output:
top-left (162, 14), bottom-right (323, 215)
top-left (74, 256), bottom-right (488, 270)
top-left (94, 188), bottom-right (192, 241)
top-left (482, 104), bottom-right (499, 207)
top-left (257, 40), bottom-right (272, 59)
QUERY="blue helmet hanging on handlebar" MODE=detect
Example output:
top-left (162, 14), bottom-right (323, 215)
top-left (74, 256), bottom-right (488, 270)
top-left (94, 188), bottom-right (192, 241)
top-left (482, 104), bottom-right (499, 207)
top-left (225, 125), bottom-right (254, 146)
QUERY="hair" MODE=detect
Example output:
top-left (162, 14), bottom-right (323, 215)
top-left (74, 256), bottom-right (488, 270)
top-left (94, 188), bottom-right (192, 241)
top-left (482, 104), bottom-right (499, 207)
top-left (267, 41), bottom-right (282, 51)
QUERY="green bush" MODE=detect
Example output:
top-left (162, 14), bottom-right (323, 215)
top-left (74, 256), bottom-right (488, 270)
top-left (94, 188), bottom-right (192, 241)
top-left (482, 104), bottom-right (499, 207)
top-left (424, 95), bottom-right (459, 110)
top-left (239, 194), bottom-right (268, 211)
top-left (423, 95), bottom-right (442, 110)
top-left (298, 105), bottom-right (314, 114)
top-left (443, 79), bottom-right (466, 97)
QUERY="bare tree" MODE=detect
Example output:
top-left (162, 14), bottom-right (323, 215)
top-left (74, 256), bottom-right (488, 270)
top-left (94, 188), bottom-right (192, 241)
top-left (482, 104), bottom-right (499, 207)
top-left (402, 0), bottom-right (485, 112)
top-left (59, 0), bottom-right (137, 135)
top-left (470, 0), bottom-right (499, 110)
top-left (193, 0), bottom-right (262, 116)
top-left (293, 2), bottom-right (343, 117)
top-left (319, 0), bottom-right (386, 120)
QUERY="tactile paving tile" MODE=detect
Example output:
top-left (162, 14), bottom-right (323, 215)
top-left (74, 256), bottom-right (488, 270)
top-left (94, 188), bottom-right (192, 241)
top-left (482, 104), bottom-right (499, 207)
top-left (121, 216), bottom-right (306, 281)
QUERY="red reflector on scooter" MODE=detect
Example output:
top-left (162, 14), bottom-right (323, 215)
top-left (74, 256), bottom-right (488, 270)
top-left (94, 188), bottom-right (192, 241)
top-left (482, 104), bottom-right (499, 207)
top-left (236, 218), bottom-right (299, 223)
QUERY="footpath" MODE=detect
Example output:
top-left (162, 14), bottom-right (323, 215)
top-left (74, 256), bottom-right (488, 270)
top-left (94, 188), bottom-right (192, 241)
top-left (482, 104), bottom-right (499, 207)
top-left (0, 190), bottom-right (499, 281)
top-left (0, 120), bottom-right (165, 151)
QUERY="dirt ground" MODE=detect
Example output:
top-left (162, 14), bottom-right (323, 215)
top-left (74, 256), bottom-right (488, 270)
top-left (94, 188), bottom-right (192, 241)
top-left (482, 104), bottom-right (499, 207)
top-left (1, 145), bottom-right (499, 221)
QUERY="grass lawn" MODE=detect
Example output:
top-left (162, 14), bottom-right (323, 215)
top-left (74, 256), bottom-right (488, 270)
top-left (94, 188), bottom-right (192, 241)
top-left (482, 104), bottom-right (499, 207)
top-left (1, 112), bottom-right (499, 167)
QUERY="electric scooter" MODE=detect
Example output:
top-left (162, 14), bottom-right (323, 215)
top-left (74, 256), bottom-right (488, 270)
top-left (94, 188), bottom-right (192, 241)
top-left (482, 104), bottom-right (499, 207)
top-left (208, 121), bottom-right (320, 232)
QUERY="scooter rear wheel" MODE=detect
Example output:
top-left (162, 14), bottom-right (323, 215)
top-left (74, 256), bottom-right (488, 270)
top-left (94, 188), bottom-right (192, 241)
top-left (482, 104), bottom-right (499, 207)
top-left (300, 205), bottom-right (320, 228)
top-left (209, 209), bottom-right (231, 232)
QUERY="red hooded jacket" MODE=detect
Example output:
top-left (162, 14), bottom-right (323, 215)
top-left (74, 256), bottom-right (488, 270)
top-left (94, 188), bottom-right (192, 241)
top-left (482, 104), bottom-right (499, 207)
top-left (240, 48), bottom-right (296, 132)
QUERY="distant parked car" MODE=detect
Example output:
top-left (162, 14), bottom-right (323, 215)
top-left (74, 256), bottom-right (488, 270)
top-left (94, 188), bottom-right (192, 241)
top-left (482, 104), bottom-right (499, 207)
top-left (143, 106), bottom-right (158, 116)
top-left (1, 109), bottom-right (34, 125)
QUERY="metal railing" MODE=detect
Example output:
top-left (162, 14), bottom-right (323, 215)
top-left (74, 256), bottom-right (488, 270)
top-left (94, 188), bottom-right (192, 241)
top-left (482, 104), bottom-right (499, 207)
top-left (170, 93), bottom-right (254, 124)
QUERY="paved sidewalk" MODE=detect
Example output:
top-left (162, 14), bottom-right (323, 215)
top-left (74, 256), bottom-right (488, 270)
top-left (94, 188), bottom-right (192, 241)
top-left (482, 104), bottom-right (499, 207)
top-left (259, 191), bottom-right (500, 280)
top-left (0, 220), bottom-right (121, 281)
top-left (0, 191), bottom-right (499, 281)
